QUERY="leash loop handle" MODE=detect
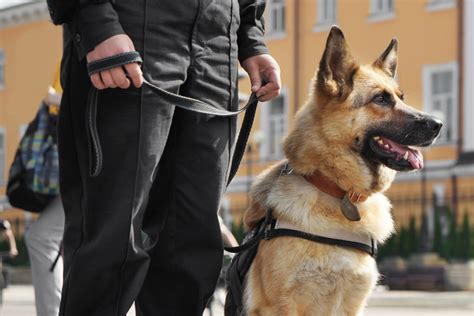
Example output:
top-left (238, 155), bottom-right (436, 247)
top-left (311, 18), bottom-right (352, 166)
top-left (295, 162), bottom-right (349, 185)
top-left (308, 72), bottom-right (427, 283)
top-left (87, 51), bottom-right (143, 76)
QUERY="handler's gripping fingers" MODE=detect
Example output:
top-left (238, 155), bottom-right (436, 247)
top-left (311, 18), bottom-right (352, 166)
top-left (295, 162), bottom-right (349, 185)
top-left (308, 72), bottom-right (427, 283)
top-left (256, 69), bottom-right (281, 100)
top-left (124, 63), bottom-right (143, 88)
top-left (111, 67), bottom-right (130, 89)
top-left (256, 82), bottom-right (281, 101)
top-left (100, 70), bottom-right (118, 89)
top-left (91, 73), bottom-right (106, 90)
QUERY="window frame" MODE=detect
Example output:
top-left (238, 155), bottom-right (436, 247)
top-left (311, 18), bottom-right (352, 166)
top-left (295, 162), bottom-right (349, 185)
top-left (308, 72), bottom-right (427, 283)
top-left (368, 0), bottom-right (395, 23)
top-left (426, 0), bottom-right (456, 12)
top-left (0, 49), bottom-right (5, 90)
top-left (314, 0), bottom-right (337, 32)
top-left (266, 0), bottom-right (286, 39)
top-left (260, 88), bottom-right (289, 161)
top-left (0, 127), bottom-right (6, 186)
top-left (422, 62), bottom-right (458, 146)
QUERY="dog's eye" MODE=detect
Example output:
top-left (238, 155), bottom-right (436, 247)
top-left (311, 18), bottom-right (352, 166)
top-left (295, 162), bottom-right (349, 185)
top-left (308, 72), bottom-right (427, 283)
top-left (373, 94), bottom-right (388, 106)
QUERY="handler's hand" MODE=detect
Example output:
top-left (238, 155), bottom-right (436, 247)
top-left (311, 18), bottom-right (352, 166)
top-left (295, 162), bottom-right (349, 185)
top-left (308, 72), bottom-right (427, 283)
top-left (86, 34), bottom-right (143, 90)
top-left (241, 54), bottom-right (281, 102)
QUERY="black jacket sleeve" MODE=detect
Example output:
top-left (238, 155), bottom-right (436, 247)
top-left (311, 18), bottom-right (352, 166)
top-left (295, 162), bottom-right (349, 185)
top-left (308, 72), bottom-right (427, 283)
top-left (47, 0), bottom-right (124, 60)
top-left (237, 0), bottom-right (269, 63)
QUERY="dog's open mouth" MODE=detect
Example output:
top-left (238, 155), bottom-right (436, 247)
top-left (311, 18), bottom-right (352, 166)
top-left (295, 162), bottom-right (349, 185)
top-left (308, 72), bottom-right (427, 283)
top-left (367, 135), bottom-right (424, 171)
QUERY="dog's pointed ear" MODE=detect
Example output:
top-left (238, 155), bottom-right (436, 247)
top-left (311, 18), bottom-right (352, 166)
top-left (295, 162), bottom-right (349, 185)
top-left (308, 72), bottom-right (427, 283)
top-left (317, 26), bottom-right (358, 98)
top-left (373, 38), bottom-right (398, 78)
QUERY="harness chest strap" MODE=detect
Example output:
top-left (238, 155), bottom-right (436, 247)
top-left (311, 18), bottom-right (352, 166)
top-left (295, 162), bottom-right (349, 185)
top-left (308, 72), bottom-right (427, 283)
top-left (270, 219), bottom-right (377, 257)
top-left (225, 209), bottom-right (377, 257)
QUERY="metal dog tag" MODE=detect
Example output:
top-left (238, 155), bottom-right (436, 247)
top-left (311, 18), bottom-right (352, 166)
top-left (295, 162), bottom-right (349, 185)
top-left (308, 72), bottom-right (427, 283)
top-left (340, 193), bottom-right (361, 221)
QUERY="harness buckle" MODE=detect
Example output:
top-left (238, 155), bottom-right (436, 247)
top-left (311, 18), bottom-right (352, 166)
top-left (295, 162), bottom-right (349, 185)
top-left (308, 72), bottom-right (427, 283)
top-left (261, 209), bottom-right (275, 240)
top-left (371, 238), bottom-right (378, 257)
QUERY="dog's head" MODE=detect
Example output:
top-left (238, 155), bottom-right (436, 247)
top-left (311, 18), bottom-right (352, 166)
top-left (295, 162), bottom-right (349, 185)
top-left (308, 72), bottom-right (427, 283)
top-left (284, 26), bottom-right (442, 193)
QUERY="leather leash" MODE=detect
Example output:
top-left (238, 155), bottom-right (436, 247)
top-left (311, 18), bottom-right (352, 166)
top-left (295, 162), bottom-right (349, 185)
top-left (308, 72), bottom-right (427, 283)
top-left (86, 51), bottom-right (258, 186)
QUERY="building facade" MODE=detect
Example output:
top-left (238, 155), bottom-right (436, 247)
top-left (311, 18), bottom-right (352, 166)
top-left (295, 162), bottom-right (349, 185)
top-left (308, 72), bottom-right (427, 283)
top-left (0, 1), bottom-right (472, 235)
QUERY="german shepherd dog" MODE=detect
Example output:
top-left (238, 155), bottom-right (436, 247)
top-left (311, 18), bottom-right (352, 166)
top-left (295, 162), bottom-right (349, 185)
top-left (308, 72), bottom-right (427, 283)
top-left (239, 27), bottom-right (442, 315)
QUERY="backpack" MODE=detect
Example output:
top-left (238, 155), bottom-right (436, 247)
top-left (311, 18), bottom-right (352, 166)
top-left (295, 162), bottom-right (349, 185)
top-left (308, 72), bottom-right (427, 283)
top-left (6, 102), bottom-right (59, 213)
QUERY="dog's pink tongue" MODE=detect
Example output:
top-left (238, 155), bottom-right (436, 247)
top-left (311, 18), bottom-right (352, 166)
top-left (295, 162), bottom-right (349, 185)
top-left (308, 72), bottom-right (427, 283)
top-left (409, 149), bottom-right (424, 169)
top-left (381, 137), bottom-right (424, 169)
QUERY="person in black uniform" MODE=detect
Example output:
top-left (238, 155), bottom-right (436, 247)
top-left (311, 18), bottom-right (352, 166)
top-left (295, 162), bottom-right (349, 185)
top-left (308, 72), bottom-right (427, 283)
top-left (46, 0), bottom-right (281, 315)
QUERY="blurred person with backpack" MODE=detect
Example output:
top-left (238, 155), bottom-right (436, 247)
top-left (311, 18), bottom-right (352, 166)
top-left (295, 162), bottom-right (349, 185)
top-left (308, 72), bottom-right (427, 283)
top-left (7, 69), bottom-right (64, 316)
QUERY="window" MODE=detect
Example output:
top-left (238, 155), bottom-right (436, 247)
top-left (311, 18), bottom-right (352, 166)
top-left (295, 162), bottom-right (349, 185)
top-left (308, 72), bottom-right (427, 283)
top-left (371, 0), bottom-right (394, 13)
top-left (0, 49), bottom-right (4, 89)
top-left (261, 90), bottom-right (288, 160)
top-left (423, 62), bottom-right (458, 144)
top-left (317, 0), bottom-right (336, 26)
top-left (267, 0), bottom-right (286, 36)
top-left (0, 128), bottom-right (5, 185)
top-left (426, 0), bottom-right (456, 11)
top-left (369, 0), bottom-right (395, 22)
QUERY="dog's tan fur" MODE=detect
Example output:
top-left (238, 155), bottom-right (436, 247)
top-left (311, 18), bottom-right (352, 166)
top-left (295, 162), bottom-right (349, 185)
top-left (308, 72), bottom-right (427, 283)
top-left (241, 27), bottom-right (435, 316)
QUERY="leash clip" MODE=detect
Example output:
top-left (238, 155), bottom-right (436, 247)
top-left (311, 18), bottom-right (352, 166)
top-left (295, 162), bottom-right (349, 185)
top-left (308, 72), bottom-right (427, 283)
top-left (280, 162), bottom-right (294, 177)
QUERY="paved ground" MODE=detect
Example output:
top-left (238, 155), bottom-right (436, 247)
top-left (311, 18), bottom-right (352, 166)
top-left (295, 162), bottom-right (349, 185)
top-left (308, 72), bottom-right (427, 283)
top-left (365, 289), bottom-right (474, 316)
top-left (1, 285), bottom-right (473, 316)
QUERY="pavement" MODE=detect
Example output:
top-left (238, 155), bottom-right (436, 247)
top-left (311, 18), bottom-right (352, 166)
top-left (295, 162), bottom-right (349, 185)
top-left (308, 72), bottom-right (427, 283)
top-left (1, 285), bottom-right (473, 316)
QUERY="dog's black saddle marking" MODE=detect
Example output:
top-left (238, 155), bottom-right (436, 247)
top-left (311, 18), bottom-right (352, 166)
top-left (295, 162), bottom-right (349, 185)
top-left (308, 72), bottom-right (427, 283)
top-left (224, 209), bottom-right (377, 316)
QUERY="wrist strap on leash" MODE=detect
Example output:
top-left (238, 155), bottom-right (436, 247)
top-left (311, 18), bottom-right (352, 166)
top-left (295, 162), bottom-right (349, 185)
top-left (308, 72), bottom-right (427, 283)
top-left (86, 51), bottom-right (258, 185)
top-left (87, 51), bottom-right (143, 76)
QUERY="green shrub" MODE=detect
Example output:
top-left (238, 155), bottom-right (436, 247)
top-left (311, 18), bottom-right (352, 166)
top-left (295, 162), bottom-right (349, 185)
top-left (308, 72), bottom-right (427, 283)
top-left (231, 220), bottom-right (246, 244)
top-left (398, 226), bottom-right (410, 258)
top-left (407, 216), bottom-right (419, 255)
top-left (458, 212), bottom-right (472, 260)
top-left (377, 207), bottom-right (474, 262)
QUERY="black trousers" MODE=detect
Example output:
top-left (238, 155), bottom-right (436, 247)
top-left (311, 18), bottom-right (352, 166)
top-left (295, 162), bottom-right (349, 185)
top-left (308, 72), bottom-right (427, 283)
top-left (58, 1), bottom-right (239, 315)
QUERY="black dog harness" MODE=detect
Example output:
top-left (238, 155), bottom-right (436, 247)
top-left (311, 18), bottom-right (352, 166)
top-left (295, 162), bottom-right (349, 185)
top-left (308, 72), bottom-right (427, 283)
top-left (224, 208), bottom-right (377, 315)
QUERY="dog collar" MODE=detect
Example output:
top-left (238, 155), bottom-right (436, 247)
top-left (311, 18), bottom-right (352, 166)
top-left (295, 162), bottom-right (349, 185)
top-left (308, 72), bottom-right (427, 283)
top-left (303, 170), bottom-right (368, 204)
top-left (280, 163), bottom-right (368, 221)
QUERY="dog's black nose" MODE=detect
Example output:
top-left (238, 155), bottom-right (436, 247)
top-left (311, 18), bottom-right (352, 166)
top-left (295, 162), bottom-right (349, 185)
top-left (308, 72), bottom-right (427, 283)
top-left (417, 116), bottom-right (443, 133)
top-left (428, 117), bottom-right (443, 133)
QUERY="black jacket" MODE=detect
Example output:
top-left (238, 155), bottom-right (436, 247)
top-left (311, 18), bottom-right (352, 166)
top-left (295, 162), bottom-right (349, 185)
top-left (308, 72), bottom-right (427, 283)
top-left (46, 0), bottom-right (268, 62)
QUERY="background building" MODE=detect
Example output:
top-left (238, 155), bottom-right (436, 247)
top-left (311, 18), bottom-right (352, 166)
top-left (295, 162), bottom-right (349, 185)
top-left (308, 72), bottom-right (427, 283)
top-left (0, 1), bottom-right (472, 243)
